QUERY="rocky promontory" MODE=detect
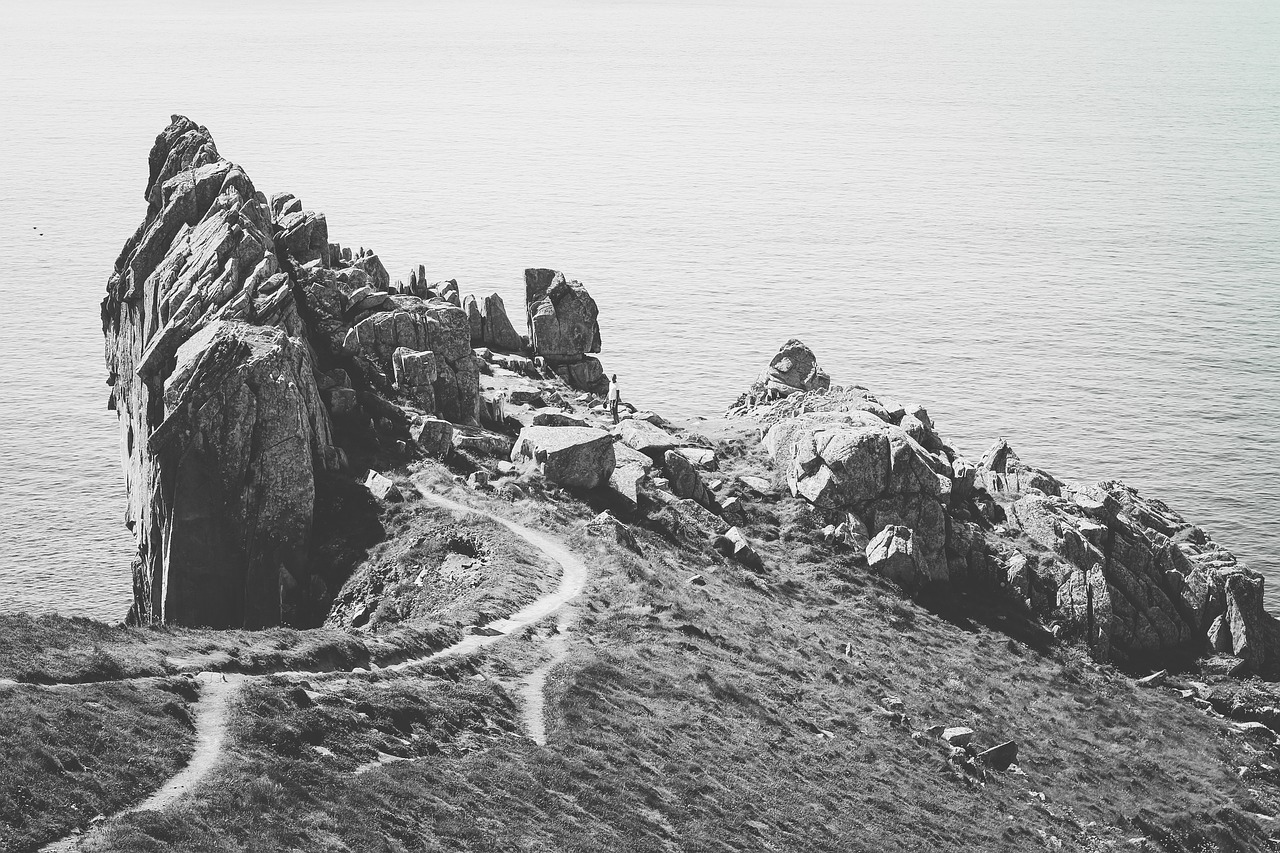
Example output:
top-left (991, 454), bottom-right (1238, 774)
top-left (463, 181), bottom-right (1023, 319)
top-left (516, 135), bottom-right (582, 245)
top-left (104, 116), bottom-right (1279, 681)
top-left (60, 113), bottom-right (1280, 853)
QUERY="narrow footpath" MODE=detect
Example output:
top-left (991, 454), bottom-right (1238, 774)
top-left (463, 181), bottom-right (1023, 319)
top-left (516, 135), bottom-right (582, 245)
top-left (37, 488), bottom-right (587, 852)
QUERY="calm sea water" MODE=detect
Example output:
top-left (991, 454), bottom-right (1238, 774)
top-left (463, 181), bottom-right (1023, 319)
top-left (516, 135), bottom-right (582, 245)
top-left (1, 0), bottom-right (1276, 621)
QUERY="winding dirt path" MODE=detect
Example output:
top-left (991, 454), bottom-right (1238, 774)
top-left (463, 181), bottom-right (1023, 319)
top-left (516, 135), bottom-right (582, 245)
top-left (37, 488), bottom-right (586, 851)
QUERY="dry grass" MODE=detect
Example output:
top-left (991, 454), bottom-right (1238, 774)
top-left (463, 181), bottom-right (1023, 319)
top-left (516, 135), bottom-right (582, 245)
top-left (0, 614), bottom-right (455, 684)
top-left (59, 455), bottom-right (1280, 852)
top-left (10, 440), bottom-right (1280, 845)
top-left (0, 679), bottom-right (196, 852)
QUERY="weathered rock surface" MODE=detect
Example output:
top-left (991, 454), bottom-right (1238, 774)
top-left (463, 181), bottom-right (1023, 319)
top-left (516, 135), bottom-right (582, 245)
top-left (866, 525), bottom-right (923, 589)
top-left (511, 426), bottom-right (616, 489)
top-left (104, 117), bottom-right (340, 628)
top-left (410, 417), bottom-right (453, 459)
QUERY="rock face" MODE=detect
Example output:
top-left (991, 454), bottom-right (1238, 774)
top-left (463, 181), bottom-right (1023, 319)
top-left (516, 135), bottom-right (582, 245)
top-left (511, 426), bottom-right (616, 489)
top-left (524, 268), bottom-right (607, 394)
top-left (104, 116), bottom-right (339, 628)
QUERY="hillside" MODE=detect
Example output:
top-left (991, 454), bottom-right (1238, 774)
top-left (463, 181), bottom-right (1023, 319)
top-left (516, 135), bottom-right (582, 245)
top-left (3, 115), bottom-right (1279, 853)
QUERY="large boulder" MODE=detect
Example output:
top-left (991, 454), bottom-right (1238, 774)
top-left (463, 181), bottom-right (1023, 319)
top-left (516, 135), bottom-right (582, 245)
top-left (761, 339), bottom-right (830, 397)
top-left (773, 415), bottom-right (949, 583)
top-left (393, 347), bottom-right (438, 409)
top-left (511, 426), bottom-right (616, 489)
top-left (103, 117), bottom-right (340, 629)
top-left (609, 442), bottom-right (653, 507)
top-left (663, 449), bottom-right (718, 512)
top-left (411, 417), bottom-right (453, 459)
top-left (620, 418), bottom-right (683, 461)
top-left (524, 268), bottom-right (601, 362)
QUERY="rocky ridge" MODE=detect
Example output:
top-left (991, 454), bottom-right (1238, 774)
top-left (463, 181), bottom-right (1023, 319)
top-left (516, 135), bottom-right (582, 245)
top-left (727, 340), bottom-right (1280, 678)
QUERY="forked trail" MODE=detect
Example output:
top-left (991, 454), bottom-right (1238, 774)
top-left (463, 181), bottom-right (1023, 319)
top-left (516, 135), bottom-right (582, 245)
top-left (38, 488), bottom-right (587, 852)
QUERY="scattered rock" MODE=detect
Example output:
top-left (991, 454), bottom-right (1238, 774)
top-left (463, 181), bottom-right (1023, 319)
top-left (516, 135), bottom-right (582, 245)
top-left (453, 426), bottom-right (515, 459)
top-left (1235, 721), bottom-right (1277, 742)
top-left (712, 527), bottom-right (764, 570)
top-left (1135, 670), bottom-right (1168, 688)
top-left (364, 471), bottom-right (402, 502)
top-left (663, 450), bottom-right (718, 512)
top-left (675, 446), bottom-right (717, 470)
top-left (720, 496), bottom-right (747, 526)
top-left (586, 511), bottom-right (642, 553)
top-left (410, 417), bottom-right (453, 459)
top-left (977, 740), bottom-right (1019, 771)
top-left (941, 727), bottom-right (974, 746)
top-left (1203, 655), bottom-right (1251, 679)
top-left (738, 475), bottom-right (776, 496)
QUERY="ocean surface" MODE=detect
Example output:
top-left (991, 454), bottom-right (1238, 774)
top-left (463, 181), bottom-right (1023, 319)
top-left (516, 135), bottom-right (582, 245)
top-left (0, 0), bottom-right (1276, 621)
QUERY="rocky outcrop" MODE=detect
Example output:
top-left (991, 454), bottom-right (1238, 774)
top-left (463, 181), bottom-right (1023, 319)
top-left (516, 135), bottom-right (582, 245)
top-left (524, 268), bottom-right (607, 394)
top-left (104, 116), bottom-right (340, 628)
top-left (986, 472), bottom-right (1280, 675)
top-left (337, 299), bottom-right (478, 424)
top-left (465, 293), bottom-right (524, 352)
top-left (727, 339), bottom-right (831, 413)
top-left (731, 338), bottom-right (1280, 677)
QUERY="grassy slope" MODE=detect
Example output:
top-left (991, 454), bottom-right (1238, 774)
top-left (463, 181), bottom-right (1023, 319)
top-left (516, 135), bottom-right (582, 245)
top-left (0, 615), bottom-right (456, 685)
top-left (78, 450), bottom-right (1278, 853)
top-left (0, 679), bottom-right (196, 852)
